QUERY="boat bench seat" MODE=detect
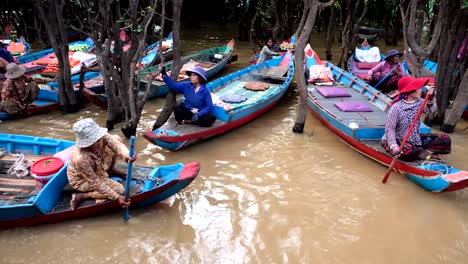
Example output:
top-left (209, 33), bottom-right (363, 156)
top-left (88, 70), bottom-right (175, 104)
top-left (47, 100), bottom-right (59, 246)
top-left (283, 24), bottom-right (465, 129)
top-left (308, 85), bottom-right (388, 127)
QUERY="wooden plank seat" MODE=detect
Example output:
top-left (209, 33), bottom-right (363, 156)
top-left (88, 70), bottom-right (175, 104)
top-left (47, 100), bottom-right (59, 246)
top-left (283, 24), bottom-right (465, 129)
top-left (0, 153), bottom-right (42, 206)
top-left (252, 66), bottom-right (289, 81)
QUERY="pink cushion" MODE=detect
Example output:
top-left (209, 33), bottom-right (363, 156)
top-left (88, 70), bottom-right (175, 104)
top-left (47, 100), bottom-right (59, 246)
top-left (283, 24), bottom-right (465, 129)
top-left (356, 62), bottom-right (378, 69)
top-left (317, 87), bottom-right (351, 98)
top-left (334, 101), bottom-right (373, 112)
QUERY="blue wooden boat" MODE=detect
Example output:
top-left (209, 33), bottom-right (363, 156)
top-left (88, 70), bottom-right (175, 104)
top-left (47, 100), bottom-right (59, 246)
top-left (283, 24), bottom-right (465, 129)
top-left (0, 88), bottom-right (60, 121)
top-left (138, 39), bottom-right (235, 99)
top-left (139, 32), bottom-right (174, 69)
top-left (0, 133), bottom-right (200, 229)
top-left (143, 45), bottom-right (295, 151)
top-left (305, 45), bottom-right (468, 193)
top-left (1, 38), bottom-right (95, 81)
top-left (347, 39), bottom-right (385, 81)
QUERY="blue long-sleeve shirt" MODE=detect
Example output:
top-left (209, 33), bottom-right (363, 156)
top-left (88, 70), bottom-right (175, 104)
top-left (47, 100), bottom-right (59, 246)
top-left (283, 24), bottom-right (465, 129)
top-left (162, 75), bottom-right (213, 116)
top-left (0, 48), bottom-right (14, 63)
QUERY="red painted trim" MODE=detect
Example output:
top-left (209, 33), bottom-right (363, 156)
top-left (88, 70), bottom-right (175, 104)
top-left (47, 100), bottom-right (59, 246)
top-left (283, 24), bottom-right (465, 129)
top-left (306, 104), bottom-right (438, 177)
top-left (144, 96), bottom-right (283, 144)
top-left (307, 97), bottom-right (468, 193)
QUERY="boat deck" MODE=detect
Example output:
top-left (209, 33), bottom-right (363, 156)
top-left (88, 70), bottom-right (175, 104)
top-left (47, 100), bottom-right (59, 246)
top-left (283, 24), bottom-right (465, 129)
top-left (0, 153), bottom-right (43, 206)
top-left (307, 83), bottom-right (388, 127)
top-left (158, 117), bottom-right (227, 136)
top-left (157, 65), bottom-right (289, 136)
top-left (52, 164), bottom-right (160, 212)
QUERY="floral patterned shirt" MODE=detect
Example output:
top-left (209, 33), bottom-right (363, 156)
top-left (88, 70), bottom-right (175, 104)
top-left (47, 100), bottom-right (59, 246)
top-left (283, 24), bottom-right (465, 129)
top-left (1, 75), bottom-right (34, 105)
top-left (67, 134), bottom-right (129, 200)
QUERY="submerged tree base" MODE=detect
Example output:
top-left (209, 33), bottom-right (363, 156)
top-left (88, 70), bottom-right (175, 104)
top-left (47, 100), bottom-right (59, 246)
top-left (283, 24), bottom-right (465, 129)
top-left (121, 126), bottom-right (137, 138)
top-left (292, 122), bottom-right (305, 133)
top-left (441, 124), bottom-right (455, 134)
top-left (60, 104), bottom-right (80, 114)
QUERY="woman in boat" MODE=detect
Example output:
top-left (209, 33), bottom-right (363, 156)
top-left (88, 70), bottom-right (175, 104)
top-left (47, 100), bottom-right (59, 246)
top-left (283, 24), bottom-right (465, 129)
top-left (382, 77), bottom-right (451, 161)
top-left (67, 118), bottom-right (136, 210)
top-left (159, 65), bottom-right (216, 127)
top-left (257, 38), bottom-right (280, 64)
top-left (0, 63), bottom-right (45, 116)
top-left (365, 49), bottom-right (406, 94)
top-left (0, 42), bottom-right (14, 73)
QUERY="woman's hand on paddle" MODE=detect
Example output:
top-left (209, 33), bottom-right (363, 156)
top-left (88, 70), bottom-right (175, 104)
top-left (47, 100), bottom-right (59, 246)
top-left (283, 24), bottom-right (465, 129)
top-left (191, 108), bottom-right (199, 114)
top-left (427, 87), bottom-right (434, 96)
top-left (390, 146), bottom-right (401, 156)
top-left (117, 195), bottom-right (130, 208)
top-left (125, 155), bottom-right (136, 164)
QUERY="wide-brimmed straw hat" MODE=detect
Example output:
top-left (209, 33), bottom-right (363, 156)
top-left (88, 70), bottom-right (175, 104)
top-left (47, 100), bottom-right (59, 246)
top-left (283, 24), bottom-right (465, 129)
top-left (73, 118), bottom-right (108, 148)
top-left (186, 66), bottom-right (208, 83)
top-left (5, 63), bottom-right (26, 79)
top-left (384, 49), bottom-right (403, 61)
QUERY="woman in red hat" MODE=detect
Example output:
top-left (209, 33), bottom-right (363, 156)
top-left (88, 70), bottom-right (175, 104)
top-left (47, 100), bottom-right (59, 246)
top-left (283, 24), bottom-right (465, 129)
top-left (381, 77), bottom-right (451, 161)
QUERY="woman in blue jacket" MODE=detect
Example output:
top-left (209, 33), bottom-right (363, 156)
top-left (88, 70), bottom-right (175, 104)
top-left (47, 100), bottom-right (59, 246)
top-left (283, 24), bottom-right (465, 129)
top-left (159, 65), bottom-right (216, 127)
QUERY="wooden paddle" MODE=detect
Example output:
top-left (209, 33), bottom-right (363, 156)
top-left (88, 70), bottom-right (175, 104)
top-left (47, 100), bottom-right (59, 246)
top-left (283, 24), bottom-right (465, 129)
top-left (123, 135), bottom-right (136, 222)
top-left (374, 64), bottom-right (399, 89)
top-left (382, 95), bottom-right (430, 184)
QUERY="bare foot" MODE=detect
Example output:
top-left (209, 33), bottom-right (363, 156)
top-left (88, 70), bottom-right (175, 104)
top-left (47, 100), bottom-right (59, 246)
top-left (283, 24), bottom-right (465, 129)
top-left (70, 193), bottom-right (84, 210)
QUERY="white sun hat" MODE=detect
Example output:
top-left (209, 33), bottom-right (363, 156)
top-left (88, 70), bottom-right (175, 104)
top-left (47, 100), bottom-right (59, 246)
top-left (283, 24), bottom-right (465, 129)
top-left (5, 63), bottom-right (26, 79)
top-left (73, 118), bottom-right (108, 148)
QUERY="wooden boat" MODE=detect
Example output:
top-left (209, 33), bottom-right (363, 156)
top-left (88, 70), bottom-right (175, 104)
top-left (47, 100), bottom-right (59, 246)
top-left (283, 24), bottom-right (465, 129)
top-left (139, 32), bottom-right (174, 69)
top-left (0, 38), bottom-right (95, 81)
top-left (248, 37), bottom-right (295, 65)
top-left (0, 88), bottom-right (60, 121)
top-left (143, 48), bottom-right (295, 151)
top-left (79, 76), bottom-right (108, 109)
top-left (0, 70), bottom-right (99, 120)
top-left (358, 26), bottom-right (384, 36)
top-left (304, 44), bottom-right (468, 193)
top-left (0, 133), bottom-right (200, 229)
top-left (138, 39), bottom-right (235, 99)
top-left (347, 39), bottom-right (384, 81)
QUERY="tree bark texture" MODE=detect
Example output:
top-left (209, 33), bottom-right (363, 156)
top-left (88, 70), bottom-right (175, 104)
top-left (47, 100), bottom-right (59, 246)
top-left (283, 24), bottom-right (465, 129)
top-left (403, 0), bottom-right (446, 77)
top-left (325, 6), bottom-right (336, 61)
top-left (152, 0), bottom-right (184, 131)
top-left (293, 0), bottom-right (333, 133)
top-left (436, 7), bottom-right (468, 130)
top-left (35, 0), bottom-right (78, 113)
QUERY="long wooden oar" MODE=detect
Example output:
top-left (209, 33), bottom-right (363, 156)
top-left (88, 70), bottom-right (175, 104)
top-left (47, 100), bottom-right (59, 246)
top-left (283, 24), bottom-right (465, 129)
top-left (123, 135), bottom-right (136, 222)
top-left (374, 65), bottom-right (399, 89)
top-left (382, 95), bottom-right (430, 183)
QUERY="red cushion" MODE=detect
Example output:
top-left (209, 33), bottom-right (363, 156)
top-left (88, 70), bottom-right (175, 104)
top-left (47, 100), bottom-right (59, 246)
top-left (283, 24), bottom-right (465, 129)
top-left (356, 62), bottom-right (378, 69)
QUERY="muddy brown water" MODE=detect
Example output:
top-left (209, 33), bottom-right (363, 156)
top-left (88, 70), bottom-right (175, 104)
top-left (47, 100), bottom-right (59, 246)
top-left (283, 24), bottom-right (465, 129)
top-left (1, 23), bottom-right (468, 263)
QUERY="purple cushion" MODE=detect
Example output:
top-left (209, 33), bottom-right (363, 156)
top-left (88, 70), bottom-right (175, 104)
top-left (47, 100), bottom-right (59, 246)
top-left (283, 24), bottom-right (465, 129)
top-left (317, 87), bottom-right (351, 98)
top-left (334, 101), bottom-right (374, 112)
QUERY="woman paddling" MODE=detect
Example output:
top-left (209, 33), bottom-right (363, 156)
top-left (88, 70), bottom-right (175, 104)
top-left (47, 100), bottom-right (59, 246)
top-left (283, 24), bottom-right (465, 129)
top-left (382, 77), bottom-right (451, 161)
top-left (159, 65), bottom-right (216, 127)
